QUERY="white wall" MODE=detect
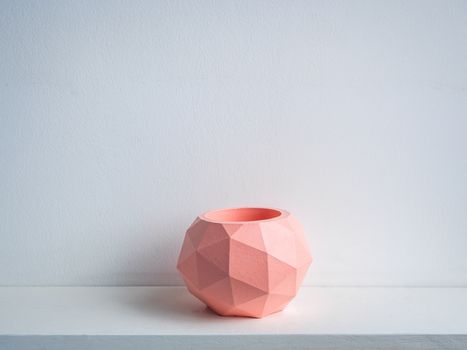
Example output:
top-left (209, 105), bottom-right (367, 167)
top-left (1, 0), bottom-right (466, 287)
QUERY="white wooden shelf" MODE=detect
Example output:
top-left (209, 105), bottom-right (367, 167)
top-left (1, 286), bottom-right (466, 349)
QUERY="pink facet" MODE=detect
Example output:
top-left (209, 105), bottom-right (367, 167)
top-left (177, 207), bottom-right (312, 318)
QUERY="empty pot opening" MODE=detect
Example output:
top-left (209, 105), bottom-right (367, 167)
top-left (204, 208), bottom-right (282, 222)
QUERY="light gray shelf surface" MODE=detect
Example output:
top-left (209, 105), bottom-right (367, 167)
top-left (1, 286), bottom-right (466, 349)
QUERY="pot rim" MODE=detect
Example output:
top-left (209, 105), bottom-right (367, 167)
top-left (199, 207), bottom-right (290, 224)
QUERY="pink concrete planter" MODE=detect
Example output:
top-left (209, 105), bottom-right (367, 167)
top-left (177, 207), bottom-right (312, 318)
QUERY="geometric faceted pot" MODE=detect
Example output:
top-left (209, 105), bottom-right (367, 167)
top-left (177, 207), bottom-right (312, 318)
